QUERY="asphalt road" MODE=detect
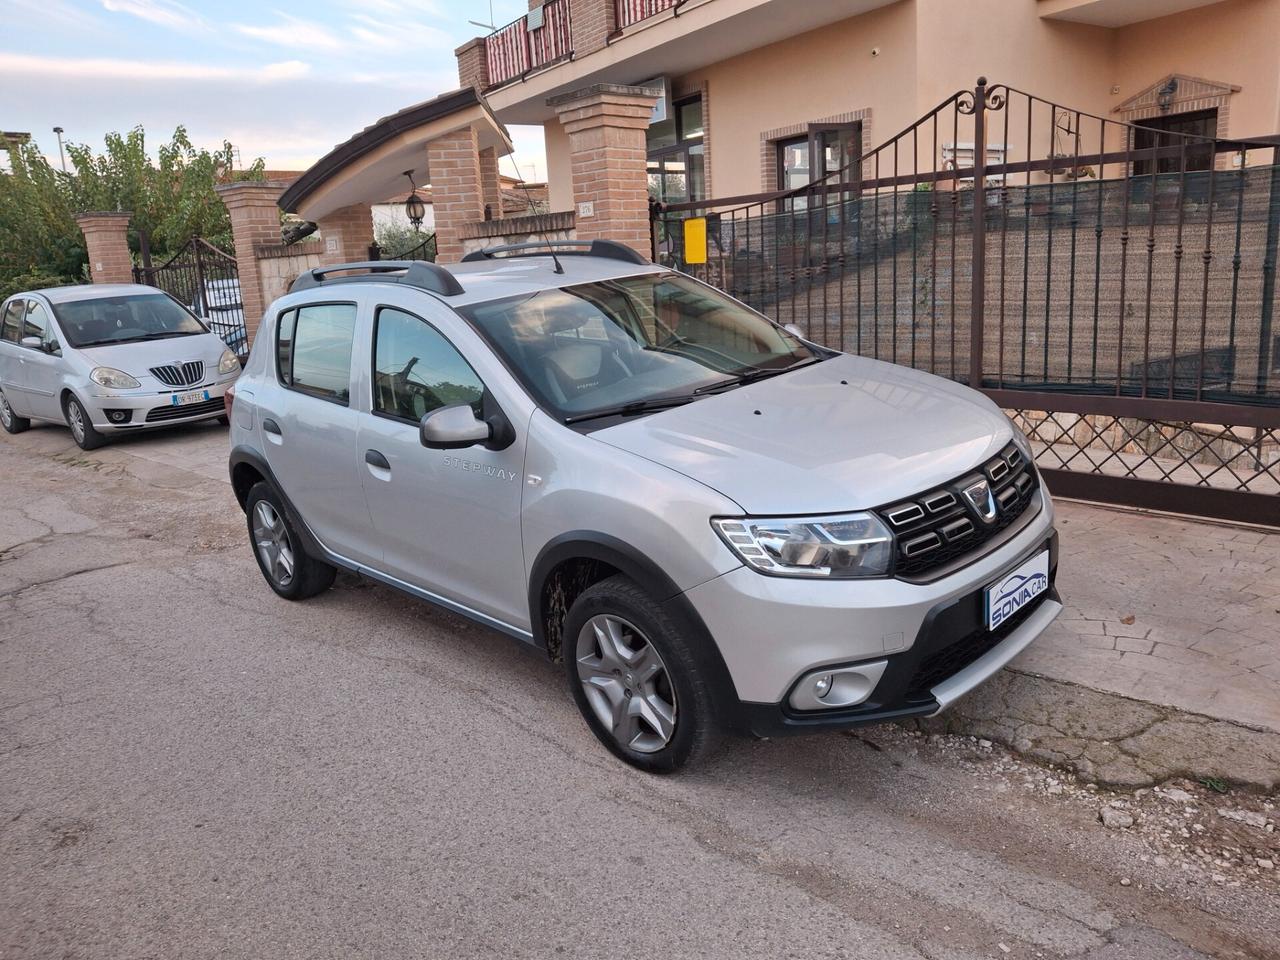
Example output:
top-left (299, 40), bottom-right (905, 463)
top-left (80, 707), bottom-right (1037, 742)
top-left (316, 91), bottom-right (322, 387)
top-left (1, 422), bottom-right (1277, 960)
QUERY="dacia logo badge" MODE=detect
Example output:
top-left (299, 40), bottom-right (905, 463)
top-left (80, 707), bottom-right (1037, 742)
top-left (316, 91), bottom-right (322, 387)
top-left (962, 478), bottom-right (998, 524)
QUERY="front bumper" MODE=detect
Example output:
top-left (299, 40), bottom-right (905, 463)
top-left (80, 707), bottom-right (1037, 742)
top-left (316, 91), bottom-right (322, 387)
top-left (684, 494), bottom-right (1060, 737)
top-left (85, 376), bottom-right (233, 432)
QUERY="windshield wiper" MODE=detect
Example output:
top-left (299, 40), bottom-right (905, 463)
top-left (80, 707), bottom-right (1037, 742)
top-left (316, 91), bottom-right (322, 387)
top-left (563, 394), bottom-right (699, 425)
top-left (694, 355), bottom-right (829, 394)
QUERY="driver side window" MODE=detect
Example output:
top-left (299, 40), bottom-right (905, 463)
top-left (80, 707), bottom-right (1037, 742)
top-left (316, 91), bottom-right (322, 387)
top-left (372, 307), bottom-right (485, 423)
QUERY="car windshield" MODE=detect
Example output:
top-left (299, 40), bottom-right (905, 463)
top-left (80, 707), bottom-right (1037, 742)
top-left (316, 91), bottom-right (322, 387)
top-left (460, 272), bottom-right (819, 420)
top-left (54, 293), bottom-right (206, 348)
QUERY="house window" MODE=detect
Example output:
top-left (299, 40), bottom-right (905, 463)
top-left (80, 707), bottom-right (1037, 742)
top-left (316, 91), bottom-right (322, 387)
top-left (647, 95), bottom-right (706, 205)
top-left (776, 122), bottom-right (862, 212)
top-left (1132, 109), bottom-right (1217, 176)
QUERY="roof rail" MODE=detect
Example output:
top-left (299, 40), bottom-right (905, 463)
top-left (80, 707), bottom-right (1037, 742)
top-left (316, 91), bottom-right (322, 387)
top-left (460, 239), bottom-right (649, 267)
top-left (289, 260), bottom-right (464, 296)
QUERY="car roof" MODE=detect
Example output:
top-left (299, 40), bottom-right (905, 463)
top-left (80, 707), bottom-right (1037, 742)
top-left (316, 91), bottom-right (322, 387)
top-left (11, 284), bottom-right (164, 305)
top-left (443, 254), bottom-right (666, 307)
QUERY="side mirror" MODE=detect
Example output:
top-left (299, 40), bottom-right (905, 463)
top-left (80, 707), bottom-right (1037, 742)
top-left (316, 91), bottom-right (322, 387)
top-left (420, 403), bottom-right (491, 450)
top-left (20, 336), bottom-right (42, 350)
top-left (783, 323), bottom-right (805, 338)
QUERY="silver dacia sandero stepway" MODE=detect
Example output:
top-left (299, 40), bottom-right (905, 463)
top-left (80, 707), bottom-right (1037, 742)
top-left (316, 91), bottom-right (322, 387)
top-left (228, 241), bottom-right (1060, 772)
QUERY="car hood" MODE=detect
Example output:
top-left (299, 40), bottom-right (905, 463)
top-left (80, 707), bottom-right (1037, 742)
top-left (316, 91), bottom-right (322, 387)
top-left (592, 354), bottom-right (1013, 515)
top-left (76, 333), bottom-right (230, 373)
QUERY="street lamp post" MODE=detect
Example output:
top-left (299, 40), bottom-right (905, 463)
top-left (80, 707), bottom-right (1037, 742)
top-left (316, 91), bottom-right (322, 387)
top-left (52, 126), bottom-right (67, 173)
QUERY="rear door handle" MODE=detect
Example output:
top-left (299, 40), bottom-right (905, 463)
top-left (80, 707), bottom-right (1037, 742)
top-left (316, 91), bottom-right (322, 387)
top-left (263, 418), bottom-right (281, 435)
top-left (365, 449), bottom-right (390, 470)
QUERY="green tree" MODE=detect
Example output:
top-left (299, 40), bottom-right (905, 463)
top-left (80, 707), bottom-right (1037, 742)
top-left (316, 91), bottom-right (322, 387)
top-left (0, 142), bottom-right (84, 289)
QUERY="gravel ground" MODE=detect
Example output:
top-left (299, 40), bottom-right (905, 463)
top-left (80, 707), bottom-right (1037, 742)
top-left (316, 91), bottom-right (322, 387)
top-left (1, 423), bottom-right (1277, 960)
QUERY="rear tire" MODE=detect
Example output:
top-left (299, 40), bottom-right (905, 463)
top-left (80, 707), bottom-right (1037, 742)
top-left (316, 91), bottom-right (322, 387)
top-left (563, 575), bottom-right (719, 773)
top-left (245, 481), bottom-right (336, 600)
top-left (63, 395), bottom-right (105, 450)
top-left (0, 389), bottom-right (29, 434)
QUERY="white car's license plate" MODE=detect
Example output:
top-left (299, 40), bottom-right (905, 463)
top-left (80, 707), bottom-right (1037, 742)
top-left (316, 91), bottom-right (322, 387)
top-left (984, 550), bottom-right (1049, 631)
top-left (171, 389), bottom-right (210, 407)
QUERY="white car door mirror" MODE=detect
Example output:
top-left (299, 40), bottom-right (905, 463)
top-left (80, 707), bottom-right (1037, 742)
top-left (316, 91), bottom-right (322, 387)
top-left (20, 336), bottom-right (43, 350)
top-left (420, 403), bottom-right (491, 450)
top-left (783, 324), bottom-right (804, 338)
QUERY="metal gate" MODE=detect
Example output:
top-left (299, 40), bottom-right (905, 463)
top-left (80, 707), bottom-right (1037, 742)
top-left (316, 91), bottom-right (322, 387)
top-left (653, 78), bottom-right (1280, 526)
top-left (133, 237), bottom-right (248, 357)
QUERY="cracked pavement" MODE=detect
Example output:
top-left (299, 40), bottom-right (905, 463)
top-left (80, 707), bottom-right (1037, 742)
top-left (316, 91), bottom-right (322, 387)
top-left (2, 423), bottom-right (1278, 959)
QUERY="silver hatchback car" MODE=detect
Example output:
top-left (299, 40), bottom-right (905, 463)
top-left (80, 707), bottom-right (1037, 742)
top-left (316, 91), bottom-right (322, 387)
top-left (229, 242), bottom-right (1060, 772)
top-left (0, 284), bottom-right (241, 449)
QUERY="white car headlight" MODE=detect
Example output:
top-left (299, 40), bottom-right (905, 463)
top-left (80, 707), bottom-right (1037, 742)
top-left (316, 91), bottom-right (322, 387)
top-left (218, 347), bottom-right (240, 375)
top-left (90, 366), bottom-right (140, 389)
top-left (712, 513), bottom-right (894, 578)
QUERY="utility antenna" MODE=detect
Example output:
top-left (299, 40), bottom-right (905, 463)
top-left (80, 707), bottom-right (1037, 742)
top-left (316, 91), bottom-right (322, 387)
top-left (468, 0), bottom-right (496, 31)
top-left (503, 153), bottom-right (563, 275)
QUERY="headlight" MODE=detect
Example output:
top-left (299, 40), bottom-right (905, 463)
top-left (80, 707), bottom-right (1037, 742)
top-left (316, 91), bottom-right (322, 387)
top-left (712, 512), bottom-right (893, 578)
top-left (89, 367), bottom-right (140, 389)
top-left (218, 347), bottom-right (240, 375)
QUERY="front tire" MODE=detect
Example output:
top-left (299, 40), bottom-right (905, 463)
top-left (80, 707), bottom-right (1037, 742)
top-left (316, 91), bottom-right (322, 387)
top-left (0, 389), bottom-right (29, 434)
top-left (63, 395), bottom-right (105, 450)
top-left (245, 481), bottom-right (336, 600)
top-left (563, 575), bottom-right (719, 773)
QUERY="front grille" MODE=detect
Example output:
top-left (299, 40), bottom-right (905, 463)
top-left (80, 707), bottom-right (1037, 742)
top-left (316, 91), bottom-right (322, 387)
top-left (149, 361), bottom-right (205, 388)
top-left (906, 592), bottom-right (1046, 698)
top-left (875, 442), bottom-right (1038, 579)
top-left (145, 396), bottom-right (222, 423)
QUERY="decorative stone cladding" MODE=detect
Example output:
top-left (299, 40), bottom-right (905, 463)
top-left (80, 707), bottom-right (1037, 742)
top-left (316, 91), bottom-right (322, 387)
top-left (460, 210), bottom-right (577, 256)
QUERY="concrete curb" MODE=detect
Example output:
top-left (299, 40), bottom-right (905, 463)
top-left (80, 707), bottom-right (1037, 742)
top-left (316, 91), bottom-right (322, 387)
top-left (910, 669), bottom-right (1280, 792)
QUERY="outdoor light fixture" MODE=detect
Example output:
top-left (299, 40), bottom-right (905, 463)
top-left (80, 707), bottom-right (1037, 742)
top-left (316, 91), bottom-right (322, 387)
top-left (1156, 78), bottom-right (1179, 113)
top-left (403, 170), bottom-right (426, 231)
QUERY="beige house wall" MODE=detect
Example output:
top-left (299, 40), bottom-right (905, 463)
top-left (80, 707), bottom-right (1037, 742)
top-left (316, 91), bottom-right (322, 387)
top-left (543, 120), bottom-right (575, 212)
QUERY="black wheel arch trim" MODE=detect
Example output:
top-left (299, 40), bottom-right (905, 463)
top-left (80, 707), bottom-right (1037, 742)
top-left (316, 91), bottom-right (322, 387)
top-left (228, 445), bottom-right (326, 560)
top-left (528, 531), bottom-right (747, 728)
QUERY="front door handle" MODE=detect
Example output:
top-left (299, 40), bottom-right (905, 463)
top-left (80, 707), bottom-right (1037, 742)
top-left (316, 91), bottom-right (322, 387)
top-left (365, 449), bottom-right (390, 470)
top-left (262, 418), bottom-right (282, 435)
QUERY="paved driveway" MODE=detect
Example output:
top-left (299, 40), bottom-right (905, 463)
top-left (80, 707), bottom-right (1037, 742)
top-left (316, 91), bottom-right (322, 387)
top-left (1, 423), bottom-right (1277, 959)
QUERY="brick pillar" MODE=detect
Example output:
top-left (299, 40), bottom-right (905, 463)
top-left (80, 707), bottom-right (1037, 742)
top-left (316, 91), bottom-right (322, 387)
top-left (455, 37), bottom-right (489, 90)
top-left (314, 204), bottom-right (375, 267)
top-left (569, 0), bottom-right (614, 53)
top-left (550, 83), bottom-right (659, 259)
top-left (76, 212), bottom-right (133, 284)
top-left (479, 146), bottom-right (502, 219)
top-left (215, 180), bottom-right (286, 346)
top-left (427, 127), bottom-right (486, 264)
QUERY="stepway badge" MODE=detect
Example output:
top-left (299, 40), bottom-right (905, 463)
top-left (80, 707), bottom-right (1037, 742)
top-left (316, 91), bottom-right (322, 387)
top-left (985, 551), bottom-right (1049, 631)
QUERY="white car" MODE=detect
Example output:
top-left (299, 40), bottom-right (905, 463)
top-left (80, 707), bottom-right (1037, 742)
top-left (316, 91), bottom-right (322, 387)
top-left (0, 284), bottom-right (240, 449)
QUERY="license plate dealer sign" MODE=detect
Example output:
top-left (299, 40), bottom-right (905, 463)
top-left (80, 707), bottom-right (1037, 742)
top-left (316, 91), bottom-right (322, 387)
top-left (984, 550), bottom-right (1049, 631)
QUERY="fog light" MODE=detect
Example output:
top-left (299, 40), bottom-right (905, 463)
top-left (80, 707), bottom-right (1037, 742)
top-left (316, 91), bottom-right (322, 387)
top-left (814, 674), bottom-right (834, 699)
top-left (104, 409), bottom-right (131, 424)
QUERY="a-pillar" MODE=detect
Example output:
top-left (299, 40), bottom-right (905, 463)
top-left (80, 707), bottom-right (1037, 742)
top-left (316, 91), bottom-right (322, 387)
top-left (215, 180), bottom-right (287, 346)
top-left (314, 204), bottom-right (375, 267)
top-left (550, 83), bottom-right (659, 259)
top-left (427, 127), bottom-right (486, 264)
top-left (76, 212), bottom-right (134, 284)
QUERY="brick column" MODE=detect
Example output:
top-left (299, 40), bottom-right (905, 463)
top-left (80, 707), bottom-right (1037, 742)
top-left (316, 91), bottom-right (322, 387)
top-left (215, 180), bottom-right (286, 346)
top-left (455, 37), bottom-right (489, 90)
top-left (479, 146), bottom-right (502, 218)
top-left (550, 83), bottom-right (659, 259)
top-left (76, 212), bottom-right (133, 284)
top-left (314, 204), bottom-right (375, 267)
top-left (427, 127), bottom-right (486, 264)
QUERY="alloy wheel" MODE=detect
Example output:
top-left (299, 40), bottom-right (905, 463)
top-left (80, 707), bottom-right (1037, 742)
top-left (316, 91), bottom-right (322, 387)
top-left (66, 401), bottom-right (85, 443)
top-left (252, 500), bottom-right (295, 588)
top-left (575, 614), bottom-right (677, 754)
top-left (0, 392), bottom-right (12, 428)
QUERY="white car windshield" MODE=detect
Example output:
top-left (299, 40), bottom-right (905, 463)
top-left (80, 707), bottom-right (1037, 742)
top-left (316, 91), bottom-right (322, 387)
top-left (461, 272), bottom-right (821, 421)
top-left (55, 293), bottom-right (206, 348)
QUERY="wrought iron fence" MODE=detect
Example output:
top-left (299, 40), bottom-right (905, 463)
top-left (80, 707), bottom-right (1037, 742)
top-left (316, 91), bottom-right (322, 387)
top-left (653, 79), bottom-right (1280, 524)
top-left (372, 232), bottom-right (437, 262)
top-left (132, 237), bottom-right (247, 357)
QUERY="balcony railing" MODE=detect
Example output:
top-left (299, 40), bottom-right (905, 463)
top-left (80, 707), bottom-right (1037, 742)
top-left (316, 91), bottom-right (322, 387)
top-left (486, 0), bottom-right (573, 89)
top-left (615, 0), bottom-right (680, 29)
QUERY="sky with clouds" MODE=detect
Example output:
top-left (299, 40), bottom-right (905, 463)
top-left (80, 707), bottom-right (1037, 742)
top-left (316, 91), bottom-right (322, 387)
top-left (1, 0), bottom-right (548, 182)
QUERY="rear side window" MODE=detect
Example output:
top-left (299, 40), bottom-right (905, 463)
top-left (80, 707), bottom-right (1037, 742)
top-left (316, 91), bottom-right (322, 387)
top-left (276, 303), bottom-right (356, 404)
top-left (1, 300), bottom-right (25, 343)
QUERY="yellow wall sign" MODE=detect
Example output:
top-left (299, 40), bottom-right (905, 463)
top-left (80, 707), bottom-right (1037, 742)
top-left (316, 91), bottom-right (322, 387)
top-left (683, 217), bottom-right (708, 265)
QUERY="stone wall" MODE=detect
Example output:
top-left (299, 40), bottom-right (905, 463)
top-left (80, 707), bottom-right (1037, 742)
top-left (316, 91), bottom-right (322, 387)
top-left (255, 240), bottom-right (324, 306)
top-left (460, 211), bottom-right (576, 257)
